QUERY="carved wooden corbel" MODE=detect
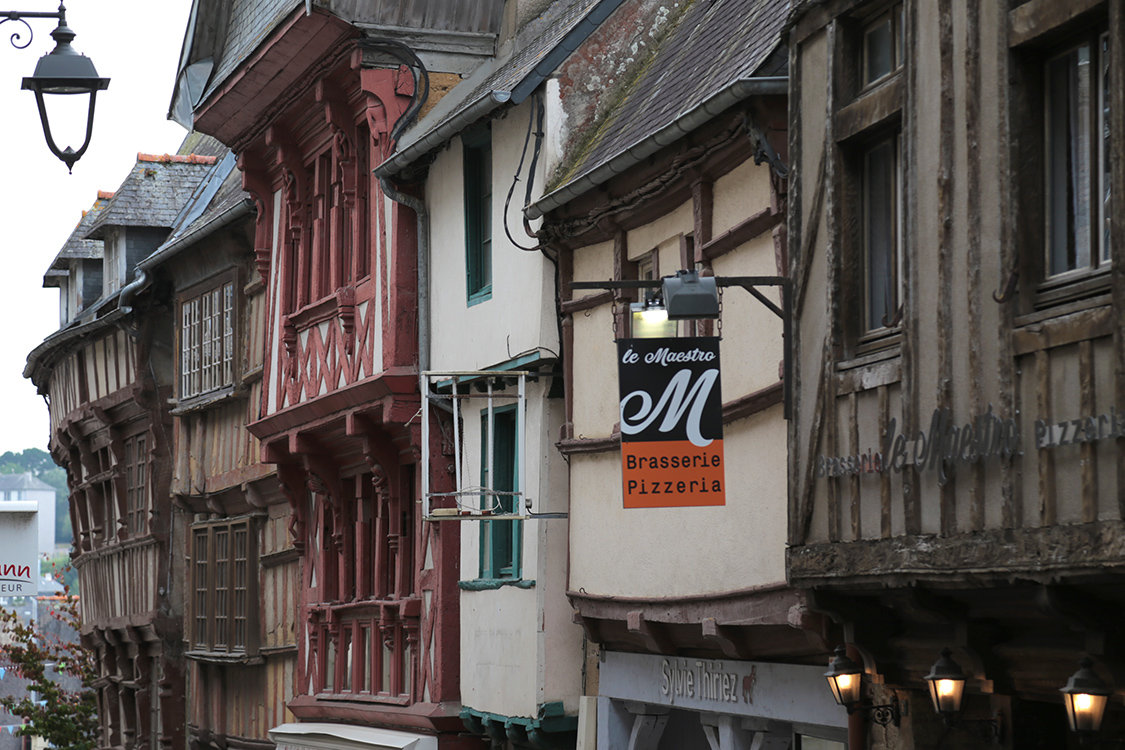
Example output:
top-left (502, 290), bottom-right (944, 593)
top-left (239, 154), bottom-right (275, 285)
top-left (276, 462), bottom-right (308, 554)
top-left (338, 285), bottom-right (356, 355)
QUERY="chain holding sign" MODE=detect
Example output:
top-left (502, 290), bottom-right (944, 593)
top-left (618, 337), bottom-right (725, 508)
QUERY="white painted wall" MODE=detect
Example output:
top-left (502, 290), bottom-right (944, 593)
top-left (426, 96), bottom-right (583, 724)
top-left (427, 100), bottom-right (559, 372)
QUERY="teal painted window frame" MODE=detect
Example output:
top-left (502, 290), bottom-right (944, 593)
top-left (479, 404), bottom-right (521, 579)
top-left (463, 127), bottom-right (492, 304)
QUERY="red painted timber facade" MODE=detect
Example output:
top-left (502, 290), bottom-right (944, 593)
top-left (189, 8), bottom-right (468, 745)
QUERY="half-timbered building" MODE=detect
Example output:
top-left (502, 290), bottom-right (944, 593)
top-left (26, 152), bottom-right (221, 750)
top-left (527, 0), bottom-right (847, 747)
top-left (172, 3), bottom-right (510, 748)
top-left (787, 0), bottom-right (1125, 746)
top-left (100, 132), bottom-right (300, 750)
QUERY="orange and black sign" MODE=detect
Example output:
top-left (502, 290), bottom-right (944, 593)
top-left (618, 337), bottom-right (725, 508)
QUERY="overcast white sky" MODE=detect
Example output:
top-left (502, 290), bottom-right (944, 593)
top-left (0, 0), bottom-right (192, 455)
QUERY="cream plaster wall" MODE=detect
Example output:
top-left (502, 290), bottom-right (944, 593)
top-left (626, 201), bottom-right (693, 263)
top-left (712, 159), bottom-right (771, 236)
top-left (568, 406), bottom-right (787, 597)
top-left (427, 100), bottom-right (558, 372)
top-left (567, 154), bottom-right (788, 597)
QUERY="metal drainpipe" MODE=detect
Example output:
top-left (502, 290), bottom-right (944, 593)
top-left (378, 176), bottom-right (430, 372)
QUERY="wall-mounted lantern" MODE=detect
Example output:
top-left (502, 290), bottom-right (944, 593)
top-left (4, 2), bottom-right (110, 171)
top-left (823, 646), bottom-right (900, 726)
top-left (662, 269), bottom-right (719, 320)
top-left (925, 648), bottom-right (967, 721)
top-left (924, 648), bottom-right (1003, 743)
top-left (630, 292), bottom-right (675, 338)
top-left (1061, 657), bottom-right (1111, 742)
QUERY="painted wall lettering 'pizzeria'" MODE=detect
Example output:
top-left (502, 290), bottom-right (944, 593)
top-left (618, 337), bottom-right (725, 508)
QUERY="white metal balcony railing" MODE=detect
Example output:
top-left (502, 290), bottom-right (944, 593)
top-left (420, 370), bottom-right (563, 521)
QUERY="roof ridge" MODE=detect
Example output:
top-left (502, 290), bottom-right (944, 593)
top-left (136, 153), bottom-right (218, 165)
top-left (97, 190), bottom-right (115, 199)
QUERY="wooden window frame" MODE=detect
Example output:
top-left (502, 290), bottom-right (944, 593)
top-left (1009, 2), bottom-right (1113, 313)
top-left (177, 270), bottom-right (239, 404)
top-left (479, 405), bottom-right (521, 580)
top-left (189, 516), bottom-right (258, 656)
top-left (1041, 30), bottom-right (1111, 294)
top-left (464, 126), bottom-right (493, 305)
top-left (833, 1), bottom-right (907, 360)
top-left (860, 1), bottom-right (904, 90)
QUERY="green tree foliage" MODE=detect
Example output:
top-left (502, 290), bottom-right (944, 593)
top-left (0, 447), bottom-right (72, 544)
top-left (0, 449), bottom-right (54, 476)
top-left (0, 586), bottom-right (98, 750)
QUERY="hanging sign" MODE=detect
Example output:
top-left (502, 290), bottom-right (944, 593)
top-left (618, 337), bottom-right (725, 508)
top-left (0, 502), bottom-right (38, 596)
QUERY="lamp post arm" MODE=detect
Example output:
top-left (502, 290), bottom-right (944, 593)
top-left (0, 4), bottom-right (64, 49)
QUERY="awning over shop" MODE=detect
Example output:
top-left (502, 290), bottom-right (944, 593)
top-left (268, 722), bottom-right (438, 750)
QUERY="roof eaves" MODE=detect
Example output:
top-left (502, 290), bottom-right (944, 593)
top-left (525, 76), bottom-right (787, 220)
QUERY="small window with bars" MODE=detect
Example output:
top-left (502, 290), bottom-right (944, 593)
top-left (180, 274), bottom-right (237, 401)
top-left (190, 518), bottom-right (255, 654)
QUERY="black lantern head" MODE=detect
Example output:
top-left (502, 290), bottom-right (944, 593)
top-left (925, 648), bottom-right (967, 722)
top-left (825, 645), bottom-right (864, 708)
top-left (22, 8), bottom-right (110, 171)
top-left (1061, 657), bottom-right (1112, 737)
top-left (662, 269), bottom-right (720, 321)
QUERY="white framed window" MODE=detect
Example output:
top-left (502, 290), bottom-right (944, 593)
top-left (180, 273), bottom-right (237, 401)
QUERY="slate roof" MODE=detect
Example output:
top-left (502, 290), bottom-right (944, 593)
top-left (553, 0), bottom-right (788, 194)
top-left (0, 473), bottom-right (55, 492)
top-left (42, 192), bottom-right (113, 286)
top-left (84, 154), bottom-right (219, 240)
top-left (380, 0), bottom-right (622, 175)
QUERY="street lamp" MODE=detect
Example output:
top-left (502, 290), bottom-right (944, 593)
top-left (4, 3), bottom-right (109, 171)
top-left (1061, 657), bottom-right (1112, 742)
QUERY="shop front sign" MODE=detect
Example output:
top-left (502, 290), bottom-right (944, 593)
top-left (816, 404), bottom-right (1125, 487)
top-left (599, 651), bottom-right (847, 727)
top-left (0, 502), bottom-right (38, 596)
top-left (618, 337), bottom-right (724, 508)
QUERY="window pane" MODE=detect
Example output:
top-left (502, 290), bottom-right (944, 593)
top-left (381, 634), bottom-right (392, 693)
top-left (342, 628), bottom-right (353, 692)
top-left (233, 525), bottom-right (248, 650)
top-left (193, 531), bottom-right (208, 648)
top-left (865, 17), bottom-right (894, 84)
top-left (361, 626), bottom-right (372, 693)
top-left (214, 528), bottom-right (229, 648)
top-left (1046, 43), bottom-right (1093, 275)
top-left (864, 138), bottom-right (899, 330)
